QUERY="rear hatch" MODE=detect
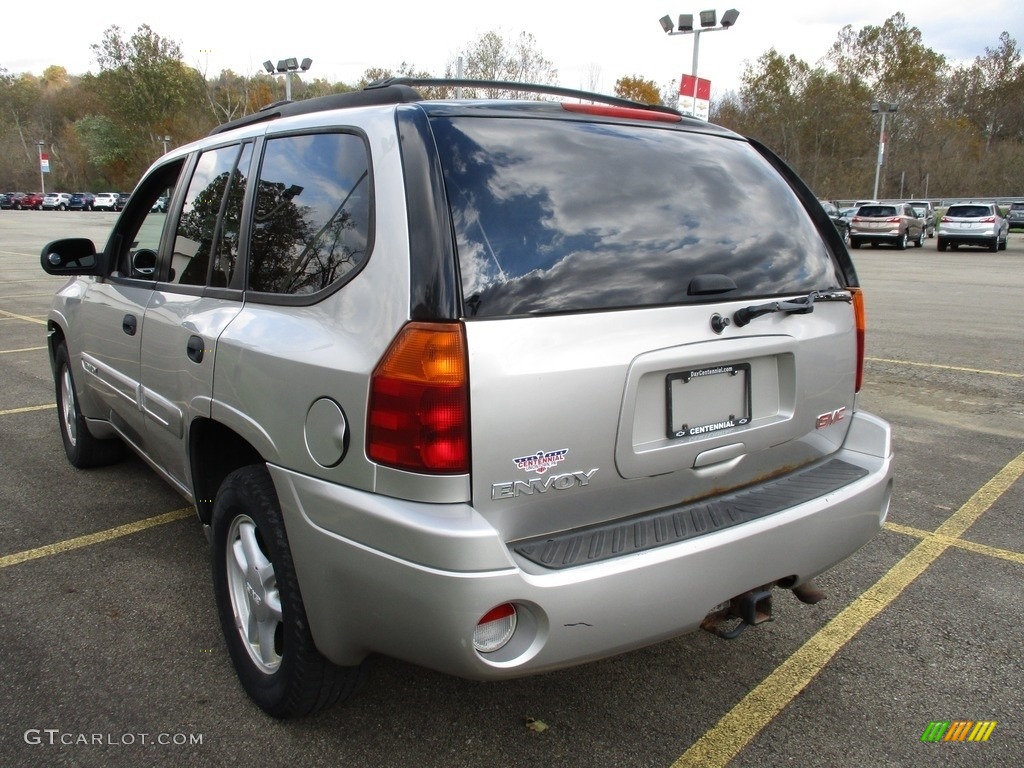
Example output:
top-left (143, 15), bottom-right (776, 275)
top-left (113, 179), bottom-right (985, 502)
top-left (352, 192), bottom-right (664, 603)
top-left (429, 110), bottom-right (859, 544)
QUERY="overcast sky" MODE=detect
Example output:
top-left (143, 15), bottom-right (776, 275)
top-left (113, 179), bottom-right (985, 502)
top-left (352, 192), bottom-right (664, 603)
top-left (4, 1), bottom-right (1021, 98)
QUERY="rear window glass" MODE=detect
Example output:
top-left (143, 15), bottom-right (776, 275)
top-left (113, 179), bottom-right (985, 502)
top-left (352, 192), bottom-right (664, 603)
top-left (430, 117), bottom-right (841, 317)
top-left (858, 206), bottom-right (898, 217)
top-left (946, 205), bottom-right (992, 218)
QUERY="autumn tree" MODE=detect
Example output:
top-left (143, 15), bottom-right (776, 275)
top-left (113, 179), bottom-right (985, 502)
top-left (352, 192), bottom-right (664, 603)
top-left (614, 76), bottom-right (662, 105)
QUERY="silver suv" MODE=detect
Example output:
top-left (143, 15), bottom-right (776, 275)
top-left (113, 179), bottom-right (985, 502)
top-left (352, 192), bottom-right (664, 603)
top-left (41, 80), bottom-right (893, 717)
top-left (937, 203), bottom-right (1009, 252)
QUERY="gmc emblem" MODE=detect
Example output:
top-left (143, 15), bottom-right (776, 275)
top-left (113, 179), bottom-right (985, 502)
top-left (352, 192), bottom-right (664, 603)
top-left (816, 407), bottom-right (847, 429)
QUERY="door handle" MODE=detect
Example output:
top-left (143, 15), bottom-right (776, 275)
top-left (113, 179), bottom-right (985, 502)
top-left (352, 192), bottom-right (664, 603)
top-left (186, 335), bottom-right (206, 364)
top-left (122, 314), bottom-right (137, 336)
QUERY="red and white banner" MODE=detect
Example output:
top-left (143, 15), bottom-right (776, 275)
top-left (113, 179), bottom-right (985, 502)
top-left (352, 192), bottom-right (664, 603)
top-left (679, 75), bottom-right (712, 121)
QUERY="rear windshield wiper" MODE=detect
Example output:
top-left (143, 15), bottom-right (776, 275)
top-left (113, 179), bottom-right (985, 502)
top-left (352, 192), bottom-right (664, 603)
top-left (733, 290), bottom-right (850, 328)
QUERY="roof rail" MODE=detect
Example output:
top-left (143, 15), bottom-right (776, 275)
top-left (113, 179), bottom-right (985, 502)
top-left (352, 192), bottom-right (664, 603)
top-left (208, 78), bottom-right (682, 136)
top-left (367, 77), bottom-right (682, 117)
top-left (208, 84), bottom-right (424, 135)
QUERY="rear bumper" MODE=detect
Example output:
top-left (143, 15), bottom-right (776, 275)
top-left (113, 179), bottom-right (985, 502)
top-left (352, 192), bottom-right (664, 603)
top-left (275, 410), bottom-right (893, 680)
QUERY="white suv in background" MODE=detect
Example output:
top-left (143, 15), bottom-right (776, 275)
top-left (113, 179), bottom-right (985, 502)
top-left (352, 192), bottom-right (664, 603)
top-left (92, 192), bottom-right (118, 211)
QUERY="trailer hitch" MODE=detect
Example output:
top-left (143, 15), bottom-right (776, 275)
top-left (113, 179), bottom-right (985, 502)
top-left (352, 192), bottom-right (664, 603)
top-left (700, 578), bottom-right (827, 640)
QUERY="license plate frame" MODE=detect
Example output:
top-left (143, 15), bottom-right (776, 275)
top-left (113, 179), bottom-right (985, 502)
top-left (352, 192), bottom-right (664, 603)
top-left (666, 363), bottom-right (752, 439)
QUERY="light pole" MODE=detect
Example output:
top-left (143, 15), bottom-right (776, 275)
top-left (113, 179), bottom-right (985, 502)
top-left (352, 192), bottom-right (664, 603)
top-left (262, 57), bottom-right (313, 101)
top-left (37, 141), bottom-right (47, 195)
top-left (659, 9), bottom-right (739, 117)
top-left (160, 135), bottom-right (171, 154)
top-left (870, 101), bottom-right (898, 200)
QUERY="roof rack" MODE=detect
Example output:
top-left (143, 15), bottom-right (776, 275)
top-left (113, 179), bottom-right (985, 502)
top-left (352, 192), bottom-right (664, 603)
top-left (209, 78), bottom-right (682, 136)
top-left (366, 77), bottom-right (682, 117)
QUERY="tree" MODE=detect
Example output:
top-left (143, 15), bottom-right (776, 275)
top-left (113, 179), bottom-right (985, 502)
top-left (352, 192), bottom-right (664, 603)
top-left (87, 24), bottom-right (207, 184)
top-left (614, 76), bottom-right (662, 105)
top-left (447, 31), bottom-right (557, 98)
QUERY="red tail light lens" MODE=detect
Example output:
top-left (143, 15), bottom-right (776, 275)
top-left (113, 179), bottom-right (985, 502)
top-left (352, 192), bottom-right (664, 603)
top-left (850, 287), bottom-right (866, 393)
top-left (367, 322), bottom-right (470, 473)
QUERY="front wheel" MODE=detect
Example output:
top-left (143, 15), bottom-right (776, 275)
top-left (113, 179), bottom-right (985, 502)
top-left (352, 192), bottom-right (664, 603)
top-left (212, 465), bottom-right (366, 718)
top-left (54, 342), bottom-right (124, 468)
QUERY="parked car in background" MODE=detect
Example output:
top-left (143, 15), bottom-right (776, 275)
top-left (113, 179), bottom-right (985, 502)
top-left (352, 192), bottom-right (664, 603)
top-left (937, 203), bottom-right (1009, 252)
top-left (69, 192), bottom-right (96, 211)
top-left (1, 192), bottom-right (28, 209)
top-left (1006, 201), bottom-right (1024, 230)
top-left (849, 202), bottom-right (925, 249)
top-left (40, 79), bottom-right (893, 718)
top-left (906, 200), bottom-right (935, 238)
top-left (116, 192), bottom-right (131, 210)
top-left (151, 195), bottom-right (168, 213)
top-left (92, 192), bottom-right (118, 211)
top-left (20, 192), bottom-right (46, 210)
top-left (42, 192), bottom-right (73, 211)
top-left (819, 200), bottom-right (850, 241)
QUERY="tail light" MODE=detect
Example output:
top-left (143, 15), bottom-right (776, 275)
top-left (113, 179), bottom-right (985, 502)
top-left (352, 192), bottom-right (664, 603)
top-left (886, 217), bottom-right (900, 223)
top-left (850, 287), bottom-right (866, 393)
top-left (367, 322), bottom-right (469, 473)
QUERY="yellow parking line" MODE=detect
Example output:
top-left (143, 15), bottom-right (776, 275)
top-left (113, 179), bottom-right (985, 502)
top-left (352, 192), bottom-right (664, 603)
top-left (0, 508), bottom-right (194, 570)
top-left (884, 521), bottom-right (1024, 566)
top-left (0, 346), bottom-right (47, 355)
top-left (866, 356), bottom-right (1023, 379)
top-left (672, 450), bottom-right (1024, 768)
top-left (0, 404), bottom-right (56, 416)
top-left (0, 308), bottom-right (46, 325)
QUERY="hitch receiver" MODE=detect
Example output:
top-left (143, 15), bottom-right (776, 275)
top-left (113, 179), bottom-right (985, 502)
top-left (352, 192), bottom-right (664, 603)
top-left (700, 585), bottom-right (774, 640)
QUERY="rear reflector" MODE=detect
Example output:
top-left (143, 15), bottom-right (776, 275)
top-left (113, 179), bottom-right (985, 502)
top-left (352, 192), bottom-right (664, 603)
top-left (850, 287), bottom-right (866, 393)
top-left (473, 604), bottom-right (517, 653)
top-left (367, 322), bottom-right (470, 473)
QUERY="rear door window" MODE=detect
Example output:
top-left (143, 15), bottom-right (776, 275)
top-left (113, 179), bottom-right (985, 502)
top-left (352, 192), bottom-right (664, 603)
top-left (429, 117), bottom-right (841, 318)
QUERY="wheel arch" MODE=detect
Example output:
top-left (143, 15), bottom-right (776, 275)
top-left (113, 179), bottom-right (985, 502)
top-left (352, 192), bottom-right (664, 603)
top-left (189, 418), bottom-right (266, 525)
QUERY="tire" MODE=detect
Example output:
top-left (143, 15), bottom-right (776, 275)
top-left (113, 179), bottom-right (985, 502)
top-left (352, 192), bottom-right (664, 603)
top-left (998, 235), bottom-right (1007, 251)
top-left (54, 342), bottom-right (124, 468)
top-left (849, 238), bottom-right (861, 249)
top-left (914, 229), bottom-right (924, 248)
top-left (937, 238), bottom-right (947, 252)
top-left (212, 465), bottom-right (367, 718)
top-left (989, 237), bottom-right (998, 253)
top-left (896, 232), bottom-right (907, 250)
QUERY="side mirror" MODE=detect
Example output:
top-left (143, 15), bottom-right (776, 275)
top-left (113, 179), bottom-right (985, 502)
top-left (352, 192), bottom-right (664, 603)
top-left (40, 238), bottom-right (106, 275)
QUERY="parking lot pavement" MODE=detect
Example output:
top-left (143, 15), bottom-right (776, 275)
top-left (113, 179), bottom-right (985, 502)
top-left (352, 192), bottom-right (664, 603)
top-left (1, 214), bottom-right (1022, 767)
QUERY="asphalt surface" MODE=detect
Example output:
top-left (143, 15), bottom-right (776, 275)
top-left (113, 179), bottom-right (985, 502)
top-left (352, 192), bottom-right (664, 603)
top-left (1, 210), bottom-right (1022, 767)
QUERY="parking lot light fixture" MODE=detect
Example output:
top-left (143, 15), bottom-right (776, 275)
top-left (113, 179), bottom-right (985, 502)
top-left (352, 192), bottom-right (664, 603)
top-left (658, 9), bottom-right (739, 116)
top-left (266, 57), bottom-right (313, 101)
top-left (870, 101), bottom-right (899, 200)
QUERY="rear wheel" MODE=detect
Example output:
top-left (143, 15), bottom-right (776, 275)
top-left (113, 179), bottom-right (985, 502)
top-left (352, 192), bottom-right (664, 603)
top-left (989, 237), bottom-right (998, 253)
top-left (212, 465), bottom-right (367, 717)
top-left (914, 229), bottom-right (924, 248)
top-left (849, 238), bottom-right (861, 249)
top-left (896, 232), bottom-right (907, 250)
top-left (937, 238), bottom-right (947, 251)
top-left (54, 342), bottom-right (124, 468)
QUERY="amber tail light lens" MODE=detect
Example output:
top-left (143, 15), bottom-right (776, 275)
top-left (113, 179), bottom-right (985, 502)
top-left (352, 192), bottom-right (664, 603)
top-left (850, 287), bottom-right (866, 393)
top-left (367, 322), bottom-right (470, 473)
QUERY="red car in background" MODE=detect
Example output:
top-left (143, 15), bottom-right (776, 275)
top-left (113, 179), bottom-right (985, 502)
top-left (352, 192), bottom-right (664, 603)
top-left (19, 192), bottom-right (46, 210)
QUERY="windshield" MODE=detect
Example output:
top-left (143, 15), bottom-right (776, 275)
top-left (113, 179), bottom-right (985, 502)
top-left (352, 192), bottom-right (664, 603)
top-left (430, 116), bottom-right (840, 317)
